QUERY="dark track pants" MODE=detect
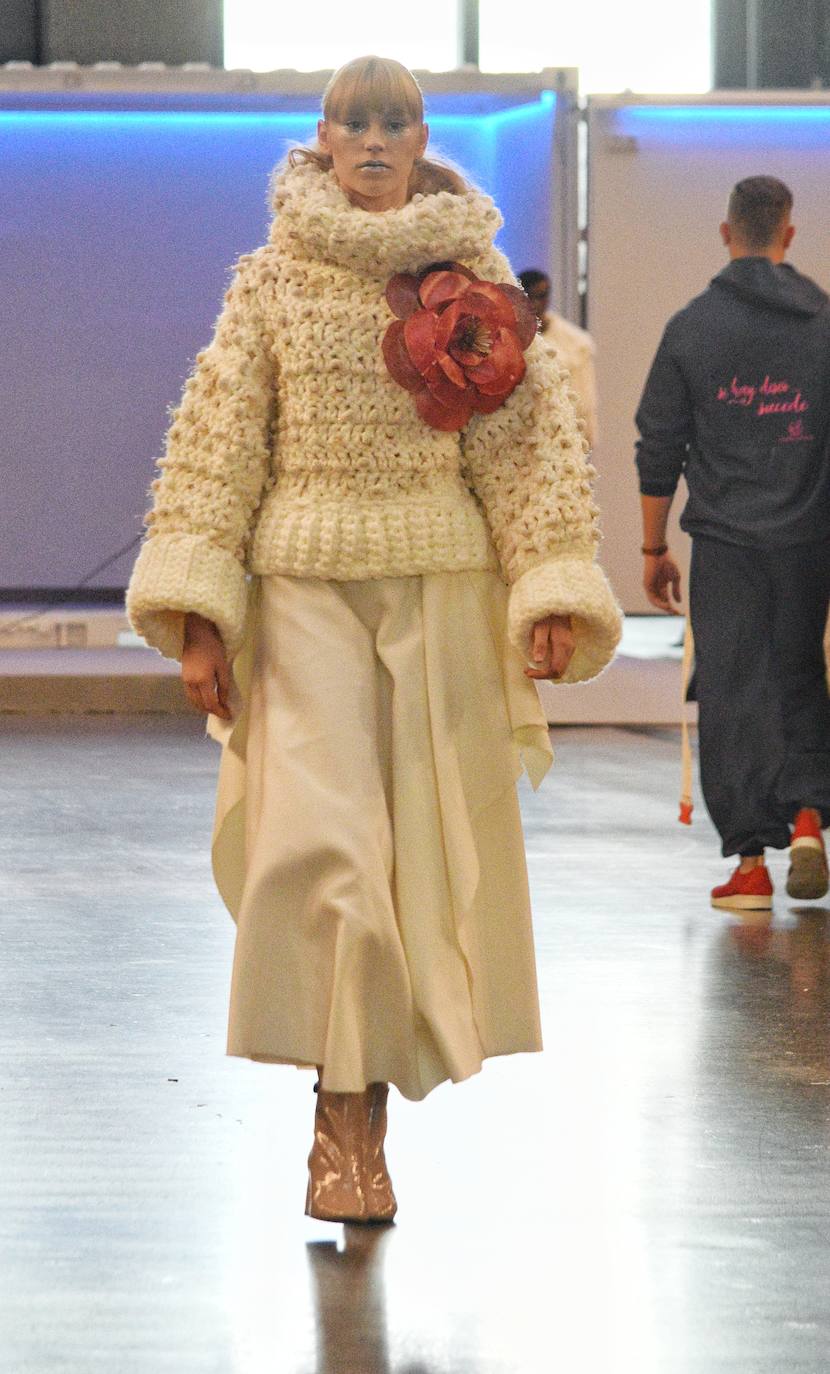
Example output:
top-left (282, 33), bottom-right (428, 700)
top-left (689, 535), bottom-right (830, 857)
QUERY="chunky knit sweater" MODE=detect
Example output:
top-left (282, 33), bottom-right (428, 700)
top-left (127, 160), bottom-right (621, 682)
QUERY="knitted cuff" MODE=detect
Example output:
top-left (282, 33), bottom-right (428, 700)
top-left (126, 534), bottom-right (249, 662)
top-left (507, 557), bottom-right (622, 684)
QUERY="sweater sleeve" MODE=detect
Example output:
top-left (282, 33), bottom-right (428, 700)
top-left (635, 322), bottom-right (693, 497)
top-left (461, 248), bottom-right (621, 684)
top-left (126, 255), bottom-right (276, 661)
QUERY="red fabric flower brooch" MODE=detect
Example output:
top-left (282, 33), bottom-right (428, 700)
top-left (381, 261), bottom-right (538, 431)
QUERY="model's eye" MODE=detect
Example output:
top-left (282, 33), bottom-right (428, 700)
top-left (387, 121), bottom-right (406, 134)
top-left (345, 120), bottom-right (365, 133)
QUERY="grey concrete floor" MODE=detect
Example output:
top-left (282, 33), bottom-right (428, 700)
top-left (1, 717), bottom-right (829, 1373)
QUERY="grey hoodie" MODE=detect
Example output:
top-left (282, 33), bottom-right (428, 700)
top-left (636, 257), bottom-right (830, 547)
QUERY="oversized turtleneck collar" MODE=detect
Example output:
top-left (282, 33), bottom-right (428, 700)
top-left (269, 159), bottom-right (503, 277)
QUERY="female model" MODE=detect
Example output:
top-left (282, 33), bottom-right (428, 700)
top-left (127, 55), bottom-right (621, 1223)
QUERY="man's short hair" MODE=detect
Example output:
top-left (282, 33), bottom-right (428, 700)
top-left (727, 176), bottom-right (793, 250)
top-left (518, 269), bottom-right (549, 293)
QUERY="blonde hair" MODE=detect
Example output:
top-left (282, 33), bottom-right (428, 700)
top-left (289, 55), bottom-right (470, 198)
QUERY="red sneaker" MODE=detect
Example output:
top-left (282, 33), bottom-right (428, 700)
top-left (711, 863), bottom-right (773, 911)
top-left (786, 808), bottom-right (829, 900)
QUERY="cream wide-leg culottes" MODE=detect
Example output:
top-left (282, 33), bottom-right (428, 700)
top-left (209, 570), bottom-right (553, 1103)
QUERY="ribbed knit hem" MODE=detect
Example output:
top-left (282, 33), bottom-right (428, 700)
top-left (126, 534), bottom-right (249, 662)
top-left (507, 557), bottom-right (623, 684)
top-left (249, 497), bottom-right (499, 581)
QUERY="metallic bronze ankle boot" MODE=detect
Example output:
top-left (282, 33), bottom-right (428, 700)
top-left (305, 1084), bottom-right (372, 1223)
top-left (365, 1083), bottom-right (397, 1222)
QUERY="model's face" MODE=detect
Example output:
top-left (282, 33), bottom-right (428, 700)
top-left (525, 277), bottom-right (551, 321)
top-left (318, 107), bottom-right (429, 212)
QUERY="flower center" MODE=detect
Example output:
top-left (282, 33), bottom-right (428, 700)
top-left (456, 317), bottom-right (491, 357)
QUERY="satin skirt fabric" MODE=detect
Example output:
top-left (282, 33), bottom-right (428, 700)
top-left (208, 571), bottom-right (553, 1103)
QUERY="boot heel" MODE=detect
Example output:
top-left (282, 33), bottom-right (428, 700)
top-left (365, 1082), bottom-right (397, 1223)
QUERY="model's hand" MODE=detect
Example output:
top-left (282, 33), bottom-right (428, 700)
top-left (524, 614), bottom-right (575, 680)
top-left (181, 613), bottom-right (232, 720)
top-left (643, 553), bottom-right (683, 614)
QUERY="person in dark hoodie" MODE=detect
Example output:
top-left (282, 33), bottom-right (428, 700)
top-left (635, 175), bottom-right (830, 912)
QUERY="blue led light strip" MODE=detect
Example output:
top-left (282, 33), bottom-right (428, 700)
top-left (618, 104), bottom-right (830, 123)
top-left (0, 91), bottom-right (555, 133)
top-left (0, 112), bottom-right (316, 128)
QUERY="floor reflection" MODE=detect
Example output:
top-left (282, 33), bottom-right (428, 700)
top-left (9, 720), bottom-right (830, 1371)
top-left (307, 1227), bottom-right (436, 1374)
top-left (725, 907), bottom-right (830, 1087)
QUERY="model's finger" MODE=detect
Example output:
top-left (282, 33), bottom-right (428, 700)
top-left (531, 620), bottom-right (550, 664)
top-left (212, 692), bottom-right (232, 721)
top-left (524, 641), bottom-right (553, 678)
top-left (209, 669), bottom-right (233, 720)
top-left (184, 682), bottom-right (208, 715)
top-left (197, 681), bottom-right (216, 715)
top-left (215, 660), bottom-right (231, 713)
top-left (193, 674), bottom-right (219, 716)
top-left (551, 635), bottom-right (575, 677)
top-left (549, 630), bottom-right (568, 677)
top-left (207, 676), bottom-right (232, 721)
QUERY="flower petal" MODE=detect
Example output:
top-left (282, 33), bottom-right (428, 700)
top-left (434, 298), bottom-right (470, 352)
top-left (470, 327), bottom-right (526, 392)
top-left (382, 320), bottom-right (427, 394)
top-left (423, 260), bottom-right (478, 283)
top-left (423, 361), bottom-right (473, 409)
top-left (450, 345), bottom-right (487, 369)
top-left (469, 390), bottom-right (512, 414)
top-left (385, 273), bottom-right (422, 319)
top-left (418, 270), bottom-right (472, 311)
top-left (477, 358), bottom-right (526, 397)
top-left (436, 350), bottom-right (468, 389)
top-left (403, 309), bottom-right (439, 373)
top-left (415, 386), bottom-right (472, 431)
top-left (499, 284), bottom-right (539, 348)
top-left (461, 283), bottom-right (517, 329)
top-left (477, 354), bottom-right (526, 397)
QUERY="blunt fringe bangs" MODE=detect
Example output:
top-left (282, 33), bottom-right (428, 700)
top-left (323, 56), bottom-right (424, 126)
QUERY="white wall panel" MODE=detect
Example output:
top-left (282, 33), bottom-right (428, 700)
top-left (587, 96), bottom-right (830, 612)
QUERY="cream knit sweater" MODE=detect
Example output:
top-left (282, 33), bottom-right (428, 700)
top-left (127, 161), bottom-right (621, 682)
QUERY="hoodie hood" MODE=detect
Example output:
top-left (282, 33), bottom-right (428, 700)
top-left (268, 159), bottom-right (502, 278)
top-left (711, 257), bottom-right (829, 319)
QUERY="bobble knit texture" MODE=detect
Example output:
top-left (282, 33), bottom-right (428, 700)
top-left (127, 161), bottom-right (621, 680)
